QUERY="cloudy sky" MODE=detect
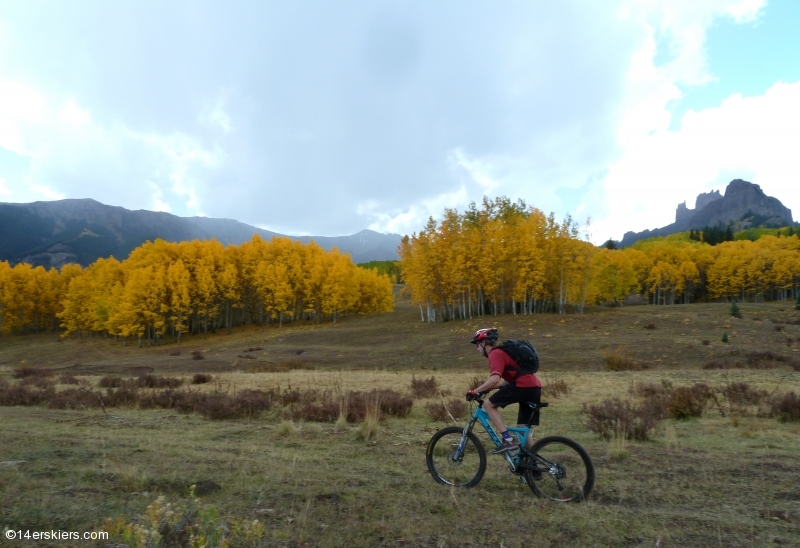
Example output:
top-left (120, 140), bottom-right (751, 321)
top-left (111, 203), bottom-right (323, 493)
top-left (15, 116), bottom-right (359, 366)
top-left (0, 0), bottom-right (798, 242)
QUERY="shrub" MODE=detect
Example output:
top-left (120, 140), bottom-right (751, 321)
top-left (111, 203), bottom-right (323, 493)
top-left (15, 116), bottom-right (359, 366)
top-left (730, 302), bottom-right (741, 318)
top-left (601, 347), bottom-right (641, 371)
top-left (348, 389), bottom-right (412, 421)
top-left (138, 389), bottom-right (199, 413)
top-left (426, 399), bottom-right (467, 422)
top-left (47, 388), bottom-right (102, 410)
top-left (136, 375), bottom-right (183, 389)
top-left (410, 375), bottom-right (440, 398)
top-left (98, 376), bottom-right (125, 388)
top-left (194, 394), bottom-right (240, 420)
top-left (703, 359), bottom-right (731, 370)
top-left (721, 382), bottom-right (767, 407)
top-left (581, 398), bottom-right (661, 441)
top-left (347, 391), bottom-right (379, 422)
top-left (281, 388), bottom-right (321, 406)
top-left (19, 376), bottom-right (56, 389)
top-left (58, 373), bottom-right (80, 385)
top-left (103, 386), bottom-right (141, 407)
top-left (544, 378), bottom-right (571, 399)
top-left (745, 351), bottom-right (787, 369)
top-left (666, 384), bottom-right (712, 419)
top-left (233, 389), bottom-right (276, 417)
top-left (192, 373), bottom-right (212, 385)
top-left (190, 389), bottom-right (275, 420)
top-left (701, 340), bottom-right (710, 346)
top-left (292, 400), bottom-right (340, 422)
top-left (721, 332), bottom-right (729, 343)
top-left (630, 380), bottom-right (671, 399)
top-left (0, 382), bottom-right (53, 406)
top-left (770, 392), bottom-right (800, 422)
top-left (102, 494), bottom-right (266, 548)
top-left (13, 367), bottom-right (54, 379)
top-left (375, 389), bottom-right (413, 418)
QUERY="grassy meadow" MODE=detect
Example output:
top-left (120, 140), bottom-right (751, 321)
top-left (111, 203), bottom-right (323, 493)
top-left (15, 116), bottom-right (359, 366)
top-left (1, 292), bottom-right (800, 547)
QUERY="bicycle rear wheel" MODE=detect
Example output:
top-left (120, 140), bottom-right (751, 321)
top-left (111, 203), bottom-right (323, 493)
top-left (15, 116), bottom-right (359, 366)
top-left (525, 435), bottom-right (594, 502)
top-left (426, 426), bottom-right (486, 488)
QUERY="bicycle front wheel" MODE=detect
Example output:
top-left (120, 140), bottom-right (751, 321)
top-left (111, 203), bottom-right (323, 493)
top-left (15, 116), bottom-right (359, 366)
top-left (426, 426), bottom-right (486, 488)
top-left (526, 435), bottom-right (594, 502)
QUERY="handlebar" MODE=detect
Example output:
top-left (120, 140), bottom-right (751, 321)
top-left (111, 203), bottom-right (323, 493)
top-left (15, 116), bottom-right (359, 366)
top-left (466, 391), bottom-right (488, 402)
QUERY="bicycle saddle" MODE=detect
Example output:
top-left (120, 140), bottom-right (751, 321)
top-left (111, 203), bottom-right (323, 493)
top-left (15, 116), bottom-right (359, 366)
top-left (525, 401), bottom-right (548, 409)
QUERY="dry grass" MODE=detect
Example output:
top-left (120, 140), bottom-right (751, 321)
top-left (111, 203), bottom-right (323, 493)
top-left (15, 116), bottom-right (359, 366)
top-left (601, 346), bottom-right (643, 371)
top-left (2, 300), bottom-right (800, 546)
top-left (543, 377), bottom-right (571, 398)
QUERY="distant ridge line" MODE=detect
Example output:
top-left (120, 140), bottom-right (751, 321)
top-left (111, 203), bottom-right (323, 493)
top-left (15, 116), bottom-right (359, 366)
top-left (0, 198), bottom-right (402, 267)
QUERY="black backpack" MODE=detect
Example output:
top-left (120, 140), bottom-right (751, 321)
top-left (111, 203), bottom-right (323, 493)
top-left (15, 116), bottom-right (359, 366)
top-left (498, 339), bottom-right (540, 378)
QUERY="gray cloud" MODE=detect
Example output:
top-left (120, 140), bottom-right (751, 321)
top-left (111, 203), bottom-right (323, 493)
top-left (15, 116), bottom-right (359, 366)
top-left (0, 1), bottom-right (644, 235)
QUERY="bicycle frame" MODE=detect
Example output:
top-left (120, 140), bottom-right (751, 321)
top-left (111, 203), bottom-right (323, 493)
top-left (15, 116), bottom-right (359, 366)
top-left (459, 398), bottom-right (537, 473)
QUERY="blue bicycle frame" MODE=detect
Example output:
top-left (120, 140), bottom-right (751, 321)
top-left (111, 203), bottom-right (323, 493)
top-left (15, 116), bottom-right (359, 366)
top-left (459, 401), bottom-right (534, 471)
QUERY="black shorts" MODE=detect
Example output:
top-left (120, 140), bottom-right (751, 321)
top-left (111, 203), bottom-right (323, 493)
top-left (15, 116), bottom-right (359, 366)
top-left (489, 384), bottom-right (542, 425)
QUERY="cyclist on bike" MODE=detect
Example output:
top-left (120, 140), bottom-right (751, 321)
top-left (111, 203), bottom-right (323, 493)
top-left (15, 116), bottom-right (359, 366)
top-left (466, 327), bottom-right (542, 454)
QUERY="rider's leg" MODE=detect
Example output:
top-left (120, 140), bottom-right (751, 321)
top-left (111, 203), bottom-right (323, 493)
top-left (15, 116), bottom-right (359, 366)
top-left (484, 399), bottom-right (509, 434)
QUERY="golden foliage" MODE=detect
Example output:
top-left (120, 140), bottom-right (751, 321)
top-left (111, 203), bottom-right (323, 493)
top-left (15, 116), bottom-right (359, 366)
top-left (0, 236), bottom-right (393, 339)
top-left (400, 197), bottom-right (596, 318)
top-left (400, 198), bottom-right (800, 317)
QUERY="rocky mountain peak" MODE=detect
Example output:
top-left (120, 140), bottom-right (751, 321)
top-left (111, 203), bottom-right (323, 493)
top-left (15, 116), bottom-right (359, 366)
top-left (623, 179), bottom-right (793, 247)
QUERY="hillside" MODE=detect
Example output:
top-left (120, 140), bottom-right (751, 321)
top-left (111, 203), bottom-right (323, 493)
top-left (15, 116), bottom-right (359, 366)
top-left (0, 199), bottom-right (402, 267)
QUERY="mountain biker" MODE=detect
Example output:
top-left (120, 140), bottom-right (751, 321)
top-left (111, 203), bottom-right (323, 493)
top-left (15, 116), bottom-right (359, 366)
top-left (466, 327), bottom-right (542, 453)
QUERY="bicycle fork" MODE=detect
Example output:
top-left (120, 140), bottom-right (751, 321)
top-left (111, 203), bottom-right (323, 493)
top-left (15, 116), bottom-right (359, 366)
top-left (455, 418), bottom-right (477, 459)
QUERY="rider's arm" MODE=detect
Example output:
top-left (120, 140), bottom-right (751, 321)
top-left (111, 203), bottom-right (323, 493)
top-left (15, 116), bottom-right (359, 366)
top-left (473, 373), bottom-right (503, 394)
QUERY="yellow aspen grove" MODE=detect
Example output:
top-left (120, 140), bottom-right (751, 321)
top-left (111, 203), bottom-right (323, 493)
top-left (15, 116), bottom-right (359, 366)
top-left (400, 198), bottom-right (596, 319)
top-left (60, 259), bottom-right (113, 336)
top-left (0, 263), bottom-right (64, 334)
top-left (401, 198), bottom-right (800, 316)
top-left (321, 250), bottom-right (360, 323)
top-left (17, 235), bottom-right (387, 342)
top-left (167, 259), bottom-right (192, 342)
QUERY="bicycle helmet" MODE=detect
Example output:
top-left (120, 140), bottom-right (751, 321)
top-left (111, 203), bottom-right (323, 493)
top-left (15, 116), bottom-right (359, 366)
top-left (470, 327), bottom-right (498, 345)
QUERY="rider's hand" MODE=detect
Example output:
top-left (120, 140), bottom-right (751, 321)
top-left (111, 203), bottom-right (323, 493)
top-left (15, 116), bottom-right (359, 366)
top-left (465, 389), bottom-right (478, 401)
